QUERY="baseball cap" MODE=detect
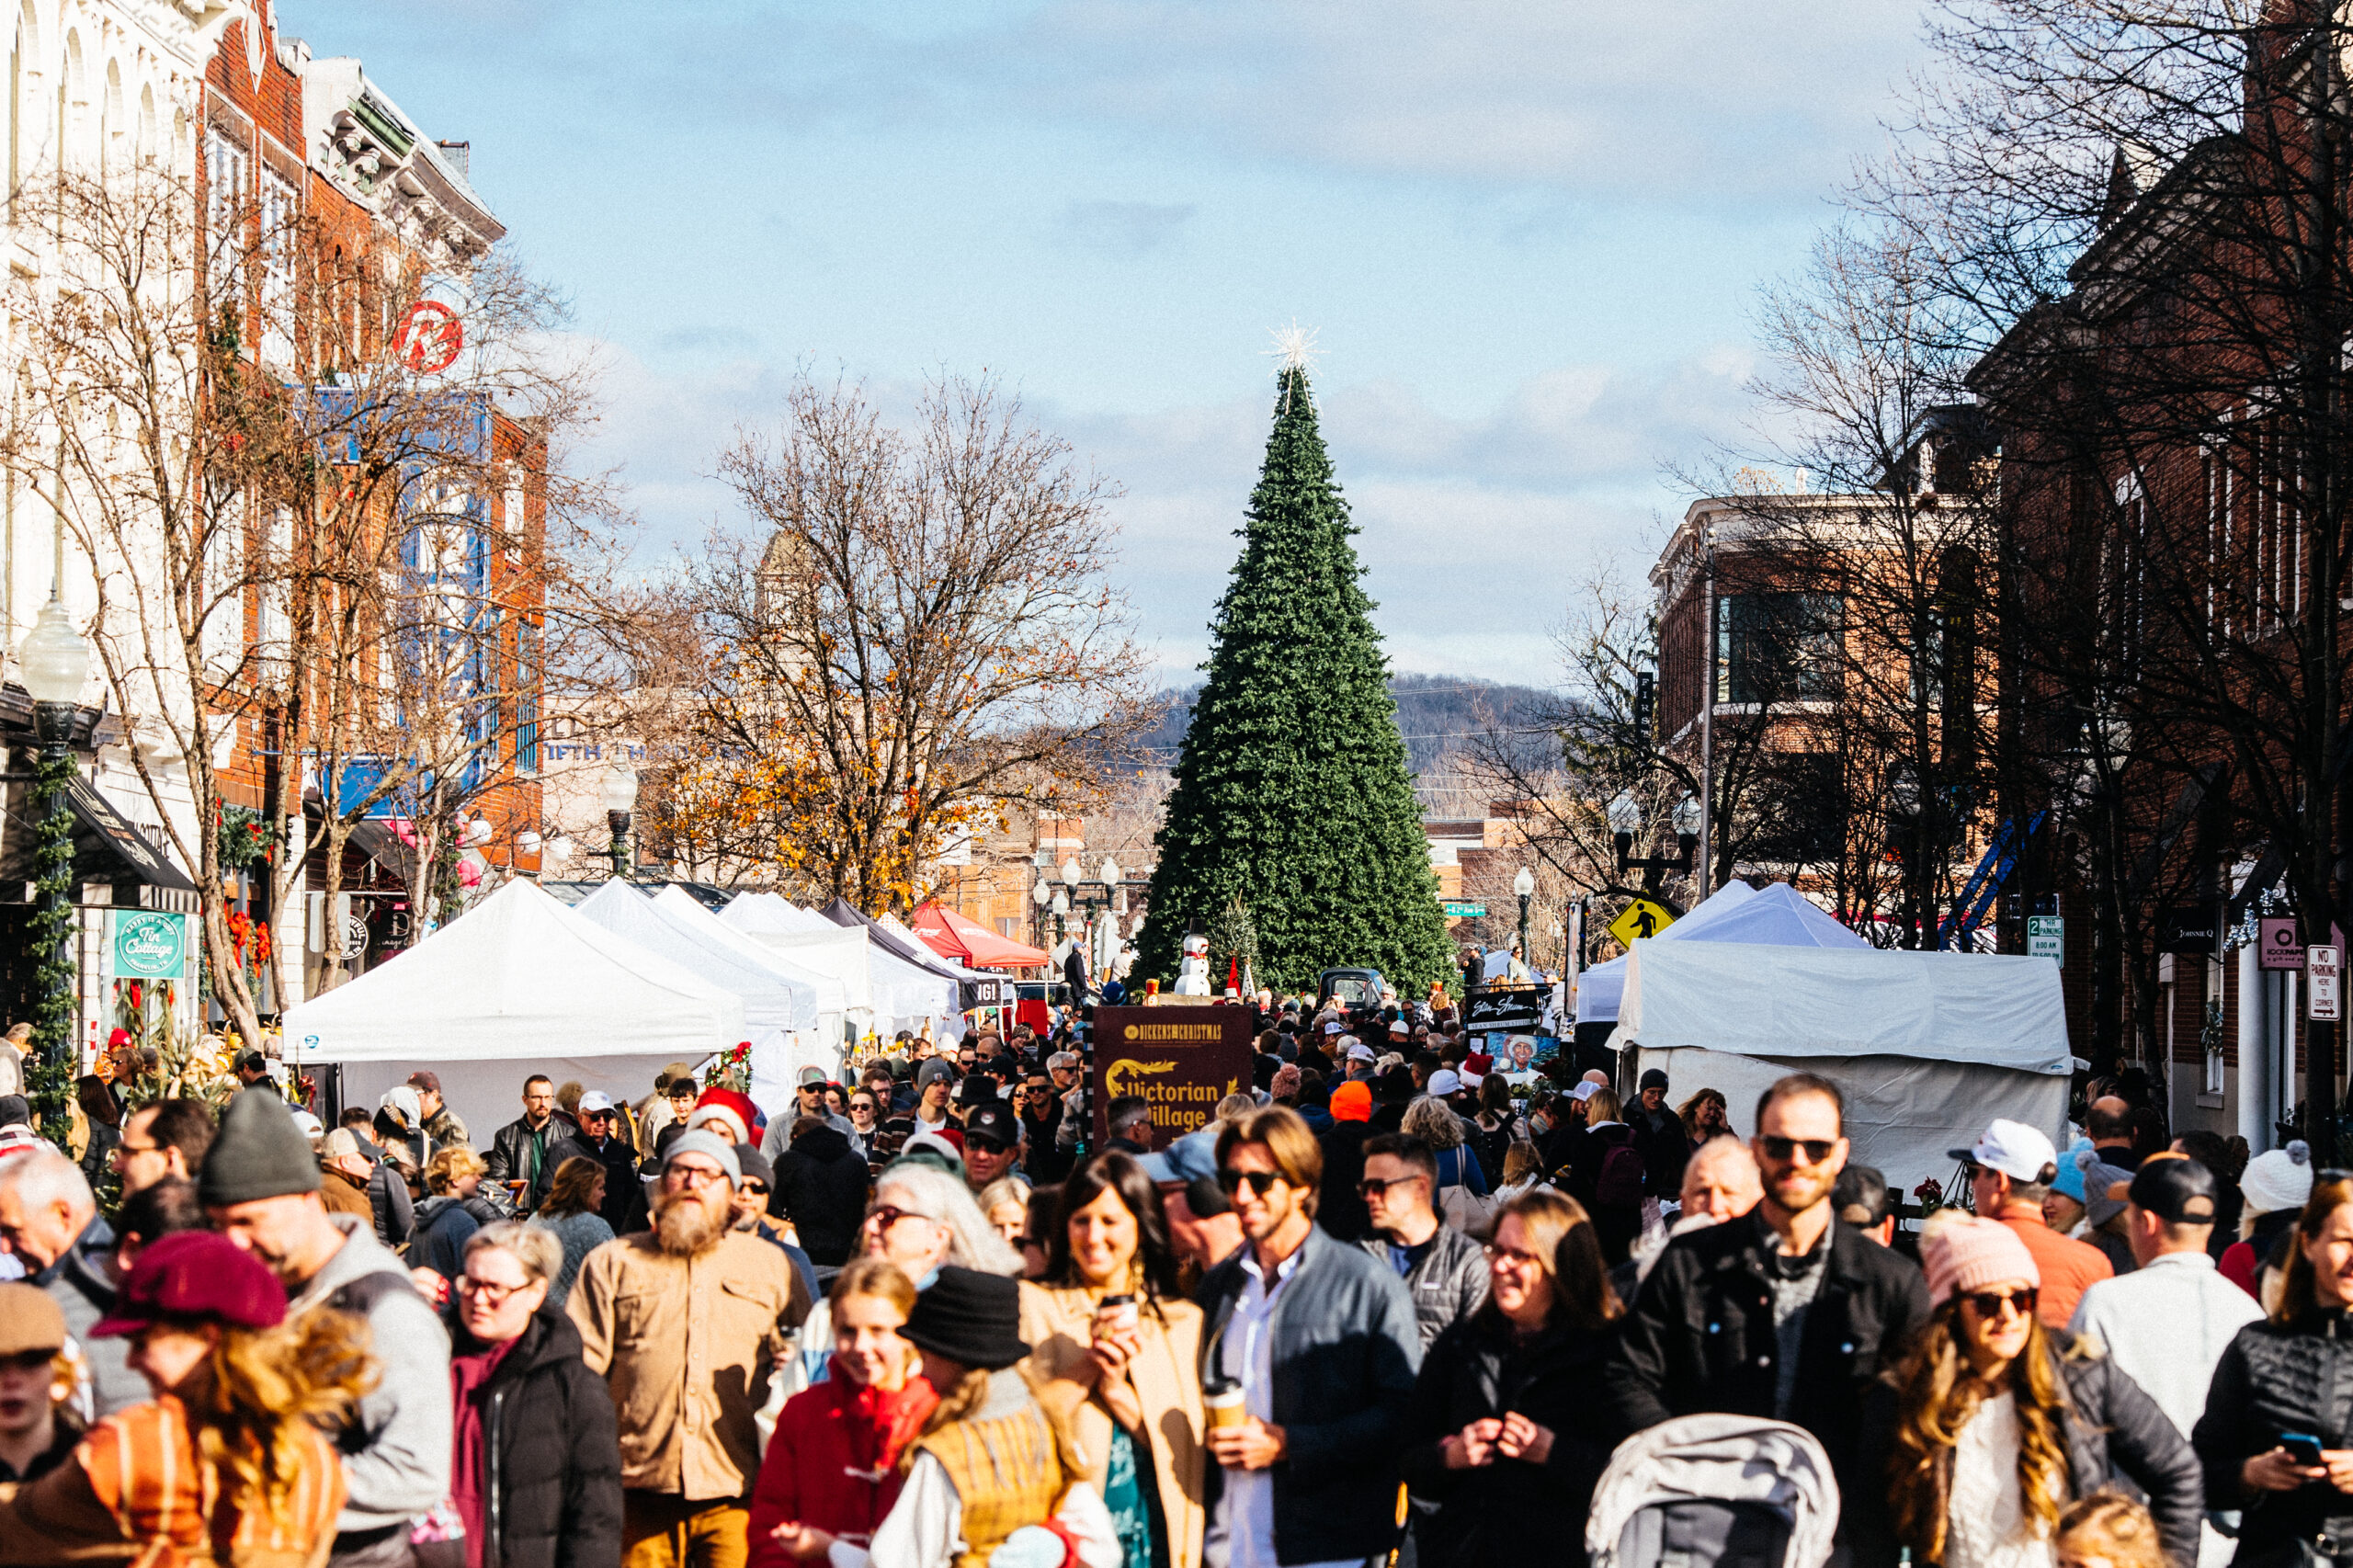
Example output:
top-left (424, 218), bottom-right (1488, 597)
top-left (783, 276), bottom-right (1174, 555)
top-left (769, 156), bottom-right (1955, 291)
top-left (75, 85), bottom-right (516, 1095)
top-left (322, 1128), bottom-right (364, 1161)
top-left (1834, 1165), bottom-right (1891, 1227)
top-left (1388, 1020), bottom-right (1409, 1038)
top-left (964, 1102), bottom-right (1020, 1149)
top-left (288, 1108), bottom-right (324, 1140)
top-left (93, 1231), bottom-right (287, 1337)
top-left (1949, 1118), bottom-right (2059, 1184)
top-left (1427, 1069), bottom-right (1462, 1097)
top-left (798, 1065), bottom-right (828, 1086)
top-left (1567, 1081), bottom-right (1599, 1103)
top-left (1345, 1041), bottom-right (1375, 1063)
top-left (1142, 1127), bottom-right (1221, 1186)
top-left (956, 1074), bottom-right (1001, 1108)
top-left (0, 1282), bottom-right (66, 1356)
top-left (1324, 1021), bottom-right (1344, 1035)
top-left (404, 1071), bottom-right (442, 1095)
top-left (2129, 1153), bottom-right (2219, 1225)
top-left (577, 1090), bottom-right (616, 1115)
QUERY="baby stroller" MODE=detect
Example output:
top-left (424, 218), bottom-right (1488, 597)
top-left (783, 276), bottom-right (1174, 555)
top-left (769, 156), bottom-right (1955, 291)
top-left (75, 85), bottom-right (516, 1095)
top-left (1586, 1415), bottom-right (1841, 1568)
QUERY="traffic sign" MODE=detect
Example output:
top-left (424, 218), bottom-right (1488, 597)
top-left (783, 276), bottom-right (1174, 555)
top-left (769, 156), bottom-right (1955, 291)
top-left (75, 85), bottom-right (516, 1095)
top-left (1442, 901), bottom-right (1486, 918)
top-left (2027, 915), bottom-right (2063, 963)
top-left (1609, 897), bottom-right (1677, 947)
top-left (391, 300), bottom-right (462, 374)
top-left (2311, 945), bottom-right (2342, 1021)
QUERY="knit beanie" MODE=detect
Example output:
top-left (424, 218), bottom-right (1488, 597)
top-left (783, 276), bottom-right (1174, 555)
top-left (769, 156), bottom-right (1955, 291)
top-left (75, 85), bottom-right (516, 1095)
top-left (1920, 1211), bottom-right (2040, 1308)
top-left (199, 1088), bottom-right (324, 1206)
top-left (2049, 1138), bottom-right (2097, 1203)
top-left (2243, 1140), bottom-right (2313, 1215)
top-left (2081, 1158), bottom-right (2136, 1229)
top-left (1329, 1081), bottom-right (1372, 1122)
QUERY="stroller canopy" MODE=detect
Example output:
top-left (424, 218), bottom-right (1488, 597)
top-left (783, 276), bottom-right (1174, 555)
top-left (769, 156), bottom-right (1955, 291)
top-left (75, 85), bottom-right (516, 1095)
top-left (1587, 1414), bottom-right (1840, 1568)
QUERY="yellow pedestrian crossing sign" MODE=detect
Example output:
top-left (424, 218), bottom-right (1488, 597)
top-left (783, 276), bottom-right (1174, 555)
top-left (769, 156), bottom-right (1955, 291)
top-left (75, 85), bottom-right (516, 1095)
top-left (1608, 898), bottom-right (1677, 947)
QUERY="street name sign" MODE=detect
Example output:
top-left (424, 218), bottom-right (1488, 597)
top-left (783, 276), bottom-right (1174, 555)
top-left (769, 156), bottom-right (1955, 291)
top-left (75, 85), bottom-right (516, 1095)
top-left (1442, 901), bottom-right (1486, 918)
top-left (1608, 898), bottom-right (1677, 947)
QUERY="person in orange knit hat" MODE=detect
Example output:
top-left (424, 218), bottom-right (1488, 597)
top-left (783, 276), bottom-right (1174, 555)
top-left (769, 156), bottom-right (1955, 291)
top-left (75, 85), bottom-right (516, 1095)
top-left (1315, 1082), bottom-right (1380, 1242)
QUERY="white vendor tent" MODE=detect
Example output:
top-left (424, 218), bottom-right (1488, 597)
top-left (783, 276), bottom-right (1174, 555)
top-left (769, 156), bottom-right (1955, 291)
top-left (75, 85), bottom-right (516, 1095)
top-left (723, 896), bottom-right (951, 1028)
top-left (1575, 881), bottom-right (1862, 1025)
top-left (574, 881), bottom-right (817, 1031)
top-left (647, 886), bottom-right (852, 1095)
top-left (1610, 940), bottom-right (2073, 1199)
top-left (284, 879), bottom-right (745, 1148)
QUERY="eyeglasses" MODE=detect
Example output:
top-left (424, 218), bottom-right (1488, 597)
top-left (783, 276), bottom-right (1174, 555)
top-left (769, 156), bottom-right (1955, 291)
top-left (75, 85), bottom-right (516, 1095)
top-left (1758, 1136), bottom-right (1837, 1165)
top-left (1358, 1175), bottom-right (1427, 1198)
top-left (457, 1274), bottom-right (539, 1305)
top-left (740, 1181), bottom-right (769, 1198)
top-left (665, 1164), bottom-right (729, 1187)
top-left (1218, 1168), bottom-right (1282, 1197)
top-left (1484, 1243), bottom-right (1543, 1267)
top-left (1965, 1287), bottom-right (2039, 1320)
top-left (864, 1204), bottom-right (935, 1233)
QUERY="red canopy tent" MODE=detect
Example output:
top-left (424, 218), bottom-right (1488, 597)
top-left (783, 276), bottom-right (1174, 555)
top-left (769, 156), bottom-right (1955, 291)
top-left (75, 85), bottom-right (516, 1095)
top-left (908, 900), bottom-right (1050, 970)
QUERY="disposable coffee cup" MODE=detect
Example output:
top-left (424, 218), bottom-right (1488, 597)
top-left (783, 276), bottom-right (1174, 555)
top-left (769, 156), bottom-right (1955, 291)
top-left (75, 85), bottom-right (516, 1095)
top-left (1204, 1380), bottom-right (1247, 1430)
top-left (1095, 1293), bottom-right (1139, 1338)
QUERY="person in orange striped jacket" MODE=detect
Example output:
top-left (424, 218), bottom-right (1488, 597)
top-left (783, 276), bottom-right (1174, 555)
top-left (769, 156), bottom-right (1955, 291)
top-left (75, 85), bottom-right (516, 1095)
top-left (0, 1229), bottom-right (369, 1568)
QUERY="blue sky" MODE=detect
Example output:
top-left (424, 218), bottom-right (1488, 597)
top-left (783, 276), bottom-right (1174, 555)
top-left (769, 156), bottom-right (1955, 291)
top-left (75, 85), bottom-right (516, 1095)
top-left (284, 0), bottom-right (1926, 685)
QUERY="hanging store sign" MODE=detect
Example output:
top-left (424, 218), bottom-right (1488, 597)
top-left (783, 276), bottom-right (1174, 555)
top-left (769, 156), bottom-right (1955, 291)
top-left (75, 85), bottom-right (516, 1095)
top-left (112, 910), bottom-right (187, 979)
top-left (2260, 917), bottom-right (2306, 971)
top-left (2158, 903), bottom-right (2224, 955)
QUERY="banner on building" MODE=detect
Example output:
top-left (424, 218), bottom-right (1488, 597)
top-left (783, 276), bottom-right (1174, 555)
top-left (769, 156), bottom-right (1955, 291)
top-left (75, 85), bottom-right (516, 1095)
top-left (1092, 1006), bottom-right (1252, 1152)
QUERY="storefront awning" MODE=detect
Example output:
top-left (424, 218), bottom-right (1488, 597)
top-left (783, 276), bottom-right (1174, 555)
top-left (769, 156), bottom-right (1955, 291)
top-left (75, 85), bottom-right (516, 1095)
top-left (0, 776), bottom-right (199, 910)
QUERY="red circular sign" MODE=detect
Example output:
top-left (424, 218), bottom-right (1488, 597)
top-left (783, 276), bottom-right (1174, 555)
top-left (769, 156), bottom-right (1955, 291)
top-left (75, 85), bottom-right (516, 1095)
top-left (391, 300), bottom-right (462, 375)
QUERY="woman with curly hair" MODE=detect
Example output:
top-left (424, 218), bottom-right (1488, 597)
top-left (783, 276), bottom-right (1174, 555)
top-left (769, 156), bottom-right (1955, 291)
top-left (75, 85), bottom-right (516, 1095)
top-left (0, 1229), bottom-right (365, 1568)
top-left (1858, 1213), bottom-right (2200, 1568)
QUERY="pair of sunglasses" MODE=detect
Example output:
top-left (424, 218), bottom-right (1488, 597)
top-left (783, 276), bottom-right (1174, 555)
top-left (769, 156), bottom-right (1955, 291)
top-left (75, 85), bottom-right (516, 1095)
top-left (1218, 1167), bottom-right (1282, 1197)
top-left (1358, 1175), bottom-right (1426, 1198)
top-left (1758, 1135), bottom-right (1837, 1165)
top-left (1966, 1286), bottom-right (2039, 1320)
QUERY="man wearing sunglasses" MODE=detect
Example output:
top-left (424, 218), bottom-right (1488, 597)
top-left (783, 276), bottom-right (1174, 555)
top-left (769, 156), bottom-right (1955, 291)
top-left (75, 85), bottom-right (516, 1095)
top-left (1605, 1072), bottom-right (1929, 1547)
top-left (1358, 1133), bottom-right (1486, 1350)
top-left (1198, 1106), bottom-right (1420, 1568)
top-left (1952, 1117), bottom-right (2110, 1328)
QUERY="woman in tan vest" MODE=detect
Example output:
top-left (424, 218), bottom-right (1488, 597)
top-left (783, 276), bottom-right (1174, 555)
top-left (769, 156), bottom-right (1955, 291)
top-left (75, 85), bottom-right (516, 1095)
top-left (830, 1267), bottom-right (1114, 1568)
top-left (1020, 1151), bottom-right (1206, 1568)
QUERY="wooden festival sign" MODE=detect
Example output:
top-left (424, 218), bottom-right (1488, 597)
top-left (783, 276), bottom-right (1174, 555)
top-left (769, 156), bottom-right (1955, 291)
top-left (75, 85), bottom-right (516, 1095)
top-left (1092, 1005), bottom-right (1255, 1153)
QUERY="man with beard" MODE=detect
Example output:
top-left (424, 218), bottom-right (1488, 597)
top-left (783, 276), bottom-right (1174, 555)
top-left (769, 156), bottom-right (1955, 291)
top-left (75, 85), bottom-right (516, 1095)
top-left (571, 1131), bottom-right (812, 1568)
top-left (1604, 1074), bottom-right (1928, 1551)
top-left (201, 1089), bottom-right (450, 1568)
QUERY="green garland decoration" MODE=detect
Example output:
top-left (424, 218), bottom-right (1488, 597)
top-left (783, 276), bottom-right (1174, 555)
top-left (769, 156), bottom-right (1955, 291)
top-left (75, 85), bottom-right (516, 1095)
top-left (27, 741), bottom-right (77, 1145)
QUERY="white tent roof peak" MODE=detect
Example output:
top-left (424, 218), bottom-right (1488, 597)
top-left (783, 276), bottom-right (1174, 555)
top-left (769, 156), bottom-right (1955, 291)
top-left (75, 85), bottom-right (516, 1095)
top-left (574, 880), bottom-right (817, 1030)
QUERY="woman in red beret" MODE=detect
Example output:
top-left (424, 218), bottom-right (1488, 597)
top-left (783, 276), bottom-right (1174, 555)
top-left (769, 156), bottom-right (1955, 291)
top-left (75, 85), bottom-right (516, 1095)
top-left (0, 1230), bottom-right (371, 1568)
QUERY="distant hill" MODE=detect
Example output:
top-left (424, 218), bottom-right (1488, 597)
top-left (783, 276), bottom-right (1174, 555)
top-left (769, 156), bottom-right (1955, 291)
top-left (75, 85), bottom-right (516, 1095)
top-left (1134, 673), bottom-right (1555, 774)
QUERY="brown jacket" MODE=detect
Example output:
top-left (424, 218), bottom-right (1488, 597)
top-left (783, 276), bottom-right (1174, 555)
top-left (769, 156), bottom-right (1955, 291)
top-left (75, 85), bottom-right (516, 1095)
top-left (319, 1166), bottom-right (373, 1224)
top-left (569, 1230), bottom-right (812, 1501)
top-left (1018, 1281), bottom-right (1205, 1568)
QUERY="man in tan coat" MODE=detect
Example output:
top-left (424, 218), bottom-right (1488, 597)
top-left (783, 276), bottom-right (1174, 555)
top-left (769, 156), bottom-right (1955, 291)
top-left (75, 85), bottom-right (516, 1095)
top-left (571, 1129), bottom-right (812, 1568)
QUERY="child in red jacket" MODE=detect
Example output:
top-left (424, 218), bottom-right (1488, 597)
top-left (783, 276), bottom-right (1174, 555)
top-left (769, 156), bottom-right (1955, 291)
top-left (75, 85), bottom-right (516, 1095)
top-left (749, 1258), bottom-right (938, 1564)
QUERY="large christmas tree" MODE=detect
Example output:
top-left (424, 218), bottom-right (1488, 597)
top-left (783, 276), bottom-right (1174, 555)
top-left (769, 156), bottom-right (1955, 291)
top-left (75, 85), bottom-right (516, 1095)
top-left (1140, 357), bottom-right (1453, 993)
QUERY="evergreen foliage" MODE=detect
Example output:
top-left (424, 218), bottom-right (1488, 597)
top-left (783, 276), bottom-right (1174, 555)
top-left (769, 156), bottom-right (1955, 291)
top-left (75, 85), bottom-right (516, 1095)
top-left (1141, 366), bottom-right (1453, 992)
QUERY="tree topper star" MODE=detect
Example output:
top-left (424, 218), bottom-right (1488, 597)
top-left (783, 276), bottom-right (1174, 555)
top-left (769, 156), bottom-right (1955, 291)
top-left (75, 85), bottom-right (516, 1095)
top-left (1266, 321), bottom-right (1321, 374)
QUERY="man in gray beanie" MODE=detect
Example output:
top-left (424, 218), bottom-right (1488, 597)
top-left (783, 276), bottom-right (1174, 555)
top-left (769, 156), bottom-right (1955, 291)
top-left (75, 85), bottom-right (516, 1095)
top-left (570, 1128), bottom-right (811, 1568)
top-left (203, 1088), bottom-right (450, 1567)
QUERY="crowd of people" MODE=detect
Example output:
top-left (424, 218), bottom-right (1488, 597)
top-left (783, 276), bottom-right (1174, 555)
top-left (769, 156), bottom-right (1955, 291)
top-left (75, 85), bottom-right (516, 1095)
top-left (0, 992), bottom-right (2337, 1568)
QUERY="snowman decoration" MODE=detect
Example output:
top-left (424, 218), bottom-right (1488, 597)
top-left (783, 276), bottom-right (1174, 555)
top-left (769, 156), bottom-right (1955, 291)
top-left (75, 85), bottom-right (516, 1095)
top-left (1175, 927), bottom-right (1212, 996)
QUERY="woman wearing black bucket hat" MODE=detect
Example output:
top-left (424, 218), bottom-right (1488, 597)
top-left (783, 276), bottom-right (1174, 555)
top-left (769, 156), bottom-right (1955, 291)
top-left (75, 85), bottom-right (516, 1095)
top-left (807, 1267), bottom-right (1115, 1568)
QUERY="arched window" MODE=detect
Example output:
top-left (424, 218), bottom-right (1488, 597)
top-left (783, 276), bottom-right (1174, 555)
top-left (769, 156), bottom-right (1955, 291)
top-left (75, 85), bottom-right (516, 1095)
top-left (61, 28), bottom-right (82, 170)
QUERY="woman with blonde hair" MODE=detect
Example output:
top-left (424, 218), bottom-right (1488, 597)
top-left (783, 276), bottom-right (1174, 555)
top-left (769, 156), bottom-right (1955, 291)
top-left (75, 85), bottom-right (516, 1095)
top-left (1402, 1095), bottom-right (1488, 1199)
top-left (1858, 1213), bottom-right (2200, 1568)
top-left (2195, 1171), bottom-right (2353, 1568)
top-left (412, 1145), bottom-right (500, 1281)
top-left (748, 1258), bottom-right (938, 1564)
top-left (0, 1230), bottom-right (362, 1568)
top-left (1020, 1150), bottom-right (1204, 1568)
top-left (1401, 1189), bottom-right (1620, 1566)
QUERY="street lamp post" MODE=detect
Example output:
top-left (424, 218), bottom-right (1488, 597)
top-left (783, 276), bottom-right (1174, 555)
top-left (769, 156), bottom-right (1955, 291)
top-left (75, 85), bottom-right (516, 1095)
top-left (18, 594), bottom-right (85, 1146)
top-left (1608, 790), bottom-right (1702, 892)
top-left (1051, 886), bottom-right (1070, 945)
top-left (1514, 866), bottom-right (1536, 976)
top-left (600, 765), bottom-right (638, 881)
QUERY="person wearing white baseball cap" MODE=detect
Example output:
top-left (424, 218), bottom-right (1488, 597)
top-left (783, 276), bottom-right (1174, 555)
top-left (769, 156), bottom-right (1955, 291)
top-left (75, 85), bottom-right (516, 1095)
top-left (1950, 1116), bottom-right (2111, 1326)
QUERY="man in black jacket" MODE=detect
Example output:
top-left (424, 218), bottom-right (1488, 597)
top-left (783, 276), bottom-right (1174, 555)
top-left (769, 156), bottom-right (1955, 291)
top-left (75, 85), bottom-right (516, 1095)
top-left (1605, 1072), bottom-right (1929, 1520)
top-left (574, 1093), bottom-right (648, 1235)
top-left (767, 1116), bottom-right (870, 1267)
top-left (1626, 1067), bottom-right (1690, 1200)
top-left (485, 1075), bottom-right (593, 1214)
